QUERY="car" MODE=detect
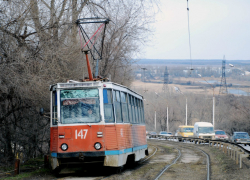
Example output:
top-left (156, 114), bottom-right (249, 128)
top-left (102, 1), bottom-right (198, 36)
top-left (150, 131), bottom-right (157, 135)
top-left (231, 132), bottom-right (250, 144)
top-left (214, 130), bottom-right (229, 141)
top-left (176, 125), bottom-right (194, 137)
top-left (159, 131), bottom-right (173, 137)
top-left (148, 131), bottom-right (157, 138)
top-left (193, 122), bottom-right (215, 140)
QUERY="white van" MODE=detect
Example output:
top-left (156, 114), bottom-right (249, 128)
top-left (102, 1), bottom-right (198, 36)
top-left (193, 122), bottom-right (215, 140)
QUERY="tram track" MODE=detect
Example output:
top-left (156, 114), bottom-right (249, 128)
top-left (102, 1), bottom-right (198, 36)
top-left (152, 139), bottom-right (210, 180)
top-left (153, 147), bottom-right (181, 180)
top-left (101, 139), bottom-right (210, 180)
top-left (140, 146), bottom-right (158, 163)
top-left (100, 145), bottom-right (158, 180)
top-left (28, 138), bottom-right (249, 180)
top-left (85, 140), bottom-right (211, 180)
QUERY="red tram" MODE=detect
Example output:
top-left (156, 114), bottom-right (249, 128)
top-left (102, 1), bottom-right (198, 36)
top-left (49, 80), bottom-right (148, 171)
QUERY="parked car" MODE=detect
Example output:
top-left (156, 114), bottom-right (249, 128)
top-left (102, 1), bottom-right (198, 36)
top-left (231, 132), bottom-right (250, 144)
top-left (214, 130), bottom-right (229, 141)
top-left (159, 131), bottom-right (173, 137)
top-left (150, 131), bottom-right (157, 135)
top-left (148, 131), bottom-right (157, 139)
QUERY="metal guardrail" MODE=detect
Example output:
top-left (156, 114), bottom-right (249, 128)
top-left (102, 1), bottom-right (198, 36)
top-left (148, 135), bottom-right (250, 168)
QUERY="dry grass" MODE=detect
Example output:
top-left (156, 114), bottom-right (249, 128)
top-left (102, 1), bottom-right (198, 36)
top-left (131, 77), bottom-right (250, 96)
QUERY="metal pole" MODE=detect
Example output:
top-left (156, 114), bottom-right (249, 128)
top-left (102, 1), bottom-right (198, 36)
top-left (95, 59), bottom-right (99, 77)
top-left (186, 98), bottom-right (187, 125)
top-left (213, 96), bottom-right (215, 128)
top-left (14, 159), bottom-right (20, 175)
top-left (84, 50), bottom-right (93, 80)
top-left (155, 110), bottom-right (156, 131)
top-left (167, 107), bottom-right (169, 132)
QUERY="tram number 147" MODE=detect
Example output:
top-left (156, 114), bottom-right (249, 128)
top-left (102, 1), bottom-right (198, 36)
top-left (75, 129), bottom-right (88, 139)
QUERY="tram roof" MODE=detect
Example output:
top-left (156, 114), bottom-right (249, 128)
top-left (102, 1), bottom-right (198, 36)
top-left (50, 80), bottom-right (143, 98)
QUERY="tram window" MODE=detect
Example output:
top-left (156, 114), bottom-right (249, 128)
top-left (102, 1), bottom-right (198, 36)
top-left (137, 99), bottom-right (142, 124)
top-left (60, 89), bottom-right (100, 124)
top-left (134, 97), bottom-right (138, 124)
top-left (141, 100), bottom-right (145, 123)
top-left (120, 92), bottom-right (126, 102)
top-left (115, 91), bottom-right (122, 123)
top-left (52, 91), bottom-right (57, 125)
top-left (121, 92), bottom-right (129, 123)
top-left (132, 97), bottom-right (137, 124)
top-left (128, 94), bottom-right (133, 123)
top-left (136, 98), bottom-right (139, 124)
top-left (103, 89), bottom-right (114, 123)
top-left (129, 95), bottom-right (134, 123)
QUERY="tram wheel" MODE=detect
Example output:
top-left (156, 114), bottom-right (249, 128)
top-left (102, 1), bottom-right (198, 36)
top-left (52, 166), bottom-right (61, 176)
top-left (114, 165), bottom-right (124, 174)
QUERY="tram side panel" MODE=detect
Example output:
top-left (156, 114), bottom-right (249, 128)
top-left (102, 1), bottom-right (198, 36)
top-left (105, 125), bottom-right (118, 150)
top-left (132, 125), bottom-right (147, 161)
top-left (50, 127), bottom-right (58, 152)
top-left (104, 124), bottom-right (147, 167)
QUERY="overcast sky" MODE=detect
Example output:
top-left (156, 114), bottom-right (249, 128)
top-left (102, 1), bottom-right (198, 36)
top-left (142, 0), bottom-right (250, 60)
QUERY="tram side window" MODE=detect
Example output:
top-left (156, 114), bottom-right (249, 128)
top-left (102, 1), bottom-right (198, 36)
top-left (133, 97), bottom-right (138, 124)
top-left (136, 98), bottom-right (140, 124)
top-left (137, 99), bottom-right (142, 124)
top-left (52, 91), bottom-right (57, 125)
top-left (121, 92), bottom-right (129, 123)
top-left (141, 100), bottom-right (145, 123)
top-left (103, 89), bottom-right (114, 123)
top-left (128, 94), bottom-right (133, 123)
top-left (114, 91), bottom-right (123, 123)
top-left (131, 96), bottom-right (135, 123)
top-left (137, 98), bottom-right (140, 124)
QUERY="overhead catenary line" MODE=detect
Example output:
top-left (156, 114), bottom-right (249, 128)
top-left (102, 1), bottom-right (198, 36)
top-left (187, 0), bottom-right (193, 72)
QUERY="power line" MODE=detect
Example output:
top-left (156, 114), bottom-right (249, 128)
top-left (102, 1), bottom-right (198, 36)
top-left (187, 0), bottom-right (193, 72)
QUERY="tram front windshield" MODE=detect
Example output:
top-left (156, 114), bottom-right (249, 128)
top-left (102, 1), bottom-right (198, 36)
top-left (60, 89), bottom-right (100, 124)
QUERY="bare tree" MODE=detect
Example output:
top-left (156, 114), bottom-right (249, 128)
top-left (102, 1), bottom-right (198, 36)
top-left (0, 0), bottom-right (158, 165)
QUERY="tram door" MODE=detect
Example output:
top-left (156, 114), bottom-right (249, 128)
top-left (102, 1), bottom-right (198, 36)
top-left (50, 91), bottom-right (58, 152)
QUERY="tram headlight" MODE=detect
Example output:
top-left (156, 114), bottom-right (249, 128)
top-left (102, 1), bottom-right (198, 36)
top-left (94, 142), bottom-right (102, 150)
top-left (61, 143), bottom-right (68, 151)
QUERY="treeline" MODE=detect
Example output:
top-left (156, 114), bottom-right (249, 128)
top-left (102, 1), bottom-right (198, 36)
top-left (142, 90), bottom-right (250, 136)
top-left (0, 0), bottom-right (156, 167)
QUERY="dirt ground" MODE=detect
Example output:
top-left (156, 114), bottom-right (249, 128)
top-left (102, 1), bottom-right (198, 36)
top-left (153, 140), bottom-right (250, 180)
top-left (102, 139), bottom-right (250, 180)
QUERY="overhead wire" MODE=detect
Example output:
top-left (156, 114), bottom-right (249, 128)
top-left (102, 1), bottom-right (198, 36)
top-left (187, 0), bottom-right (193, 73)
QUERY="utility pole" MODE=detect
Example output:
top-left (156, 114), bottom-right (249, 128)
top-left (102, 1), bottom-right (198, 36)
top-left (154, 110), bottom-right (156, 131)
top-left (198, 74), bottom-right (215, 128)
top-left (167, 107), bottom-right (169, 132)
top-left (162, 66), bottom-right (169, 93)
top-left (186, 98), bottom-right (187, 125)
top-left (219, 56), bottom-right (228, 94)
top-left (141, 68), bottom-right (148, 93)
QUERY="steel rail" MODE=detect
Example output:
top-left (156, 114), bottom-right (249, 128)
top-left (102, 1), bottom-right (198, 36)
top-left (140, 146), bottom-right (158, 163)
top-left (197, 147), bottom-right (210, 180)
top-left (154, 147), bottom-right (181, 180)
top-left (101, 146), bottom-right (158, 179)
top-left (152, 139), bottom-right (210, 180)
